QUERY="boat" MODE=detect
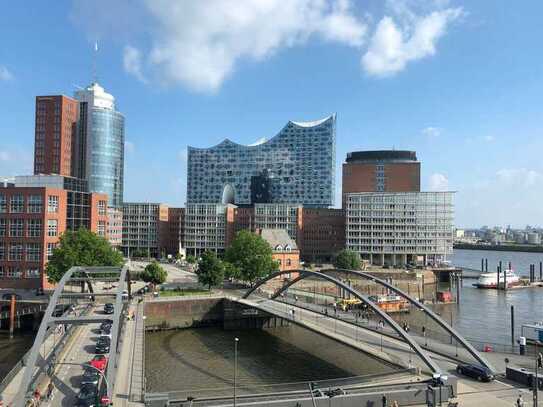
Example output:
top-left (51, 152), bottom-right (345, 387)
top-left (474, 269), bottom-right (520, 288)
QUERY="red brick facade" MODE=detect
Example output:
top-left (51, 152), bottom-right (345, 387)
top-left (0, 185), bottom-right (108, 290)
top-left (34, 95), bottom-right (78, 177)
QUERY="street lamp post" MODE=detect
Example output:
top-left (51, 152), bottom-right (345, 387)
top-left (234, 337), bottom-right (239, 407)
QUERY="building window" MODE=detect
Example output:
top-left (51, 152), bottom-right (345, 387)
top-left (7, 267), bottom-right (22, 278)
top-left (47, 243), bottom-right (57, 259)
top-left (26, 243), bottom-right (41, 262)
top-left (0, 219), bottom-right (5, 237)
top-left (26, 268), bottom-right (40, 278)
top-left (10, 195), bottom-right (24, 213)
top-left (9, 219), bottom-right (24, 237)
top-left (9, 244), bottom-right (23, 261)
top-left (27, 219), bottom-right (42, 237)
top-left (286, 259), bottom-right (291, 266)
top-left (47, 219), bottom-right (58, 237)
top-left (98, 220), bottom-right (106, 237)
top-left (0, 243), bottom-right (4, 260)
top-left (0, 266), bottom-right (3, 277)
top-left (0, 194), bottom-right (6, 213)
top-left (98, 200), bottom-right (107, 216)
top-left (48, 195), bottom-right (59, 213)
top-left (28, 195), bottom-right (43, 213)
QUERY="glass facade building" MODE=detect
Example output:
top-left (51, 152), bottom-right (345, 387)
top-left (345, 192), bottom-right (454, 266)
top-left (187, 115), bottom-right (336, 207)
top-left (74, 83), bottom-right (125, 208)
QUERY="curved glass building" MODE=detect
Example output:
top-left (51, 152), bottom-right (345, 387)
top-left (187, 114), bottom-right (336, 207)
top-left (74, 83), bottom-right (125, 208)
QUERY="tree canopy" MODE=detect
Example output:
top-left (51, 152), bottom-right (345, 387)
top-left (225, 230), bottom-right (278, 284)
top-left (141, 261), bottom-right (168, 285)
top-left (46, 229), bottom-right (124, 283)
top-left (333, 249), bottom-right (361, 270)
top-left (197, 251), bottom-right (225, 290)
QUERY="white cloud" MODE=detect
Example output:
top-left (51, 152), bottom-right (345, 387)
top-left (429, 173), bottom-right (449, 191)
top-left (422, 126), bottom-right (441, 138)
top-left (483, 135), bottom-right (495, 142)
top-left (124, 141), bottom-right (135, 153)
top-left (123, 46), bottom-right (147, 83)
top-left (362, 7), bottom-right (462, 76)
top-left (496, 168), bottom-right (540, 188)
top-left (139, 0), bottom-right (367, 91)
top-left (0, 66), bottom-right (13, 81)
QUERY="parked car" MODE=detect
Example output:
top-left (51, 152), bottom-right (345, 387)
top-left (89, 355), bottom-right (108, 372)
top-left (81, 368), bottom-right (101, 385)
top-left (77, 383), bottom-right (98, 406)
top-left (456, 364), bottom-right (494, 382)
top-left (95, 341), bottom-right (110, 354)
top-left (122, 290), bottom-right (129, 300)
top-left (103, 303), bottom-right (114, 314)
top-left (99, 321), bottom-right (112, 331)
top-left (100, 328), bottom-right (112, 339)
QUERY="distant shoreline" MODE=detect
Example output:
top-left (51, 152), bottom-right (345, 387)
top-left (454, 243), bottom-right (543, 253)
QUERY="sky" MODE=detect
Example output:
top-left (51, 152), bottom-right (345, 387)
top-left (1, 0), bottom-right (543, 228)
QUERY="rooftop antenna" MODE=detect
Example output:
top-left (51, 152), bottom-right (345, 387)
top-left (92, 41), bottom-right (98, 84)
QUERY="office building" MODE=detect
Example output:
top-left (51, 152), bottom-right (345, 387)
top-left (107, 208), bottom-right (123, 247)
top-left (34, 95), bottom-right (78, 176)
top-left (187, 115), bottom-right (336, 207)
top-left (345, 192), bottom-right (454, 266)
top-left (0, 175), bottom-right (108, 290)
top-left (74, 82), bottom-right (125, 208)
top-left (121, 202), bottom-right (183, 258)
top-left (183, 203), bottom-right (345, 261)
top-left (342, 150), bottom-right (420, 204)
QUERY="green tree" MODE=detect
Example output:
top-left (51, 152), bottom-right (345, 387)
top-left (141, 261), bottom-right (168, 285)
top-left (333, 249), bottom-right (361, 270)
top-left (225, 230), bottom-right (278, 285)
top-left (175, 252), bottom-right (183, 261)
top-left (223, 261), bottom-right (240, 280)
top-left (46, 229), bottom-right (124, 283)
top-left (186, 255), bottom-right (197, 264)
top-left (197, 251), bottom-right (225, 290)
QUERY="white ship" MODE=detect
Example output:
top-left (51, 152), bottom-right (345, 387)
top-left (475, 269), bottom-right (520, 288)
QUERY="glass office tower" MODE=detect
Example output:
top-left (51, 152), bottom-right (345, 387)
top-left (187, 114), bottom-right (336, 207)
top-left (74, 83), bottom-right (125, 208)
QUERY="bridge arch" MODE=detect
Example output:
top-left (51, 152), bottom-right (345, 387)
top-left (14, 265), bottom-right (128, 406)
top-left (245, 268), bottom-right (495, 374)
top-left (244, 269), bottom-right (442, 374)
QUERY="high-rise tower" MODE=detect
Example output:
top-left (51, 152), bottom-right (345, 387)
top-left (33, 95), bottom-right (78, 176)
top-left (74, 83), bottom-right (125, 208)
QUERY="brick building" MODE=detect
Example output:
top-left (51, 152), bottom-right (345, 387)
top-left (0, 176), bottom-right (108, 290)
top-left (342, 150), bottom-right (420, 205)
top-left (34, 95), bottom-right (78, 177)
top-left (299, 208), bottom-right (345, 262)
top-left (259, 229), bottom-right (300, 279)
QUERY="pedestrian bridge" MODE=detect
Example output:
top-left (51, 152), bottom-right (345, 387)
top-left (242, 268), bottom-right (495, 375)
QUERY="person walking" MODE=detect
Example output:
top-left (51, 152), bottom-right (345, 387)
top-left (516, 394), bottom-right (524, 407)
top-left (46, 382), bottom-right (54, 401)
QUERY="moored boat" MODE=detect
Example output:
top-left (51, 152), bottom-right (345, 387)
top-left (474, 269), bottom-right (520, 288)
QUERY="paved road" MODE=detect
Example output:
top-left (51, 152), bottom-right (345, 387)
top-left (129, 261), bottom-right (196, 284)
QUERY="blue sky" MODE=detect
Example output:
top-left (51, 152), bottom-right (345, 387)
top-left (1, 1), bottom-right (543, 228)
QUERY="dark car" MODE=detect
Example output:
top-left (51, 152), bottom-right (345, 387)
top-left (100, 321), bottom-right (112, 330)
top-left (97, 336), bottom-right (110, 344)
top-left (95, 342), bottom-right (110, 354)
top-left (77, 383), bottom-right (98, 406)
top-left (81, 368), bottom-right (101, 385)
top-left (456, 364), bottom-right (494, 382)
top-left (103, 303), bottom-right (114, 314)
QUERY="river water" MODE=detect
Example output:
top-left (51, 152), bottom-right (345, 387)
top-left (145, 325), bottom-right (397, 395)
top-left (448, 249), bottom-right (543, 345)
top-left (0, 333), bottom-right (34, 380)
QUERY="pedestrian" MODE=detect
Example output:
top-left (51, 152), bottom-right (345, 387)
top-left (46, 382), bottom-right (54, 401)
top-left (516, 394), bottom-right (524, 407)
top-left (392, 400), bottom-right (399, 407)
top-left (381, 394), bottom-right (387, 407)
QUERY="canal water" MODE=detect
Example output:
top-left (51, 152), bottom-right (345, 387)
top-left (449, 249), bottom-right (543, 345)
top-left (145, 325), bottom-right (397, 395)
top-left (0, 333), bottom-right (34, 380)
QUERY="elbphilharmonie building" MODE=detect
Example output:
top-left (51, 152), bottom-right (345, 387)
top-left (187, 114), bottom-right (336, 207)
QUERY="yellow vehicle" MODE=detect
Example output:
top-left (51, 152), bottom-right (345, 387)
top-left (339, 298), bottom-right (362, 311)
